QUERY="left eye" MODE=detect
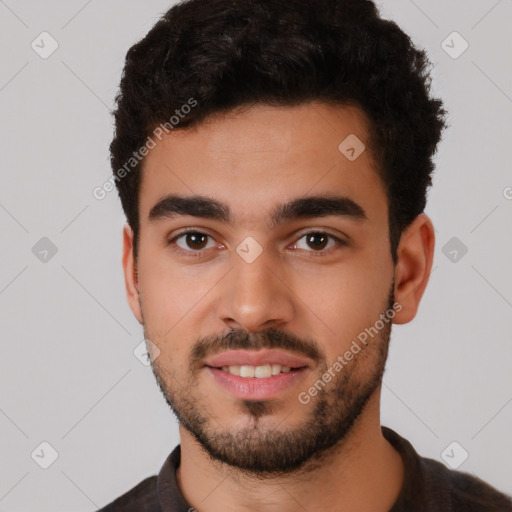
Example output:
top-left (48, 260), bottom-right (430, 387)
top-left (291, 232), bottom-right (343, 252)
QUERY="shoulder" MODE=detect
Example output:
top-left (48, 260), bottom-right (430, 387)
top-left (97, 475), bottom-right (159, 511)
top-left (382, 427), bottom-right (512, 512)
top-left (421, 457), bottom-right (512, 511)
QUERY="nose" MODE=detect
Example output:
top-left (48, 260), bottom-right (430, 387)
top-left (216, 246), bottom-right (295, 333)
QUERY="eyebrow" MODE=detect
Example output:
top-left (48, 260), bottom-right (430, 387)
top-left (148, 193), bottom-right (367, 228)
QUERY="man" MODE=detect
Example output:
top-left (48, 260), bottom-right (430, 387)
top-left (99, 0), bottom-right (512, 510)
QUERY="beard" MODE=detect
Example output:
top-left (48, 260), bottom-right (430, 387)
top-left (144, 284), bottom-right (395, 477)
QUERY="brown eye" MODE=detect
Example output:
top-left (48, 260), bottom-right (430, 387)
top-left (306, 233), bottom-right (329, 250)
top-left (174, 232), bottom-right (215, 252)
top-left (185, 233), bottom-right (208, 249)
top-left (291, 232), bottom-right (346, 254)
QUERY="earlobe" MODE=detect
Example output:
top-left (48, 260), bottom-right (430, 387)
top-left (392, 214), bottom-right (435, 325)
top-left (122, 223), bottom-right (143, 324)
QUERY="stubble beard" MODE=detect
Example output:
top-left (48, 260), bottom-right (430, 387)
top-left (144, 289), bottom-right (394, 476)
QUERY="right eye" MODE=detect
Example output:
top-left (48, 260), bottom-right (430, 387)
top-left (168, 231), bottom-right (218, 254)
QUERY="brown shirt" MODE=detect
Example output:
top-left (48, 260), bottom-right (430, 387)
top-left (98, 426), bottom-right (512, 511)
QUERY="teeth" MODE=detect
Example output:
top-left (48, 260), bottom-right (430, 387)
top-left (271, 364), bottom-right (281, 375)
top-left (254, 364), bottom-right (271, 378)
top-left (221, 364), bottom-right (294, 377)
top-left (227, 365), bottom-right (240, 375)
top-left (240, 365), bottom-right (255, 378)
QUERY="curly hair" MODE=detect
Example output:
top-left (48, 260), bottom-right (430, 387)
top-left (110, 0), bottom-right (447, 261)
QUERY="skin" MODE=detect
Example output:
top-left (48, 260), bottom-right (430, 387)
top-left (122, 101), bottom-right (435, 511)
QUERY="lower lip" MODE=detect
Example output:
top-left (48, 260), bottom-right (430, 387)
top-left (206, 367), bottom-right (308, 400)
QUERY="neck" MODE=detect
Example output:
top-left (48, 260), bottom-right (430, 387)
top-left (176, 390), bottom-right (404, 512)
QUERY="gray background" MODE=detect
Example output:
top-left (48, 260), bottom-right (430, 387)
top-left (0, 0), bottom-right (511, 510)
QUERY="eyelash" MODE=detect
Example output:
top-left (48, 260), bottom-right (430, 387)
top-left (167, 229), bottom-right (347, 258)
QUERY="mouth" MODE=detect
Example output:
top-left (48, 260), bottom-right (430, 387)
top-left (204, 349), bottom-right (312, 400)
top-left (215, 363), bottom-right (299, 378)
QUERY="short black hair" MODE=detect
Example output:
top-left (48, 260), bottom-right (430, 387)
top-left (110, 0), bottom-right (447, 261)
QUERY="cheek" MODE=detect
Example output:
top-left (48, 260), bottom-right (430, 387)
top-left (138, 270), bottom-right (193, 371)
top-left (298, 256), bottom-right (391, 355)
top-left (137, 244), bottom-right (195, 321)
top-left (138, 270), bottom-right (180, 328)
top-left (136, 250), bottom-right (225, 351)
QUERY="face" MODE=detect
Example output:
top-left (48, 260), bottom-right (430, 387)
top-left (124, 102), bottom-right (400, 475)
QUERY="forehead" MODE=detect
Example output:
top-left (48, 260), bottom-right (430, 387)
top-left (139, 101), bottom-right (388, 227)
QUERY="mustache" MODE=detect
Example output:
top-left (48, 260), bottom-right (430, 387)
top-left (191, 327), bottom-right (324, 366)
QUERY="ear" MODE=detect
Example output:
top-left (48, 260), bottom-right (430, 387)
top-left (122, 223), bottom-right (143, 324)
top-left (392, 214), bottom-right (435, 324)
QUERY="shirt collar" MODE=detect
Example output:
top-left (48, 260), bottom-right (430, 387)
top-left (155, 427), bottom-right (415, 511)
top-left (157, 445), bottom-right (192, 511)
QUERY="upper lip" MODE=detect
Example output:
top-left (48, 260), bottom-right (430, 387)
top-left (205, 349), bottom-right (312, 369)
